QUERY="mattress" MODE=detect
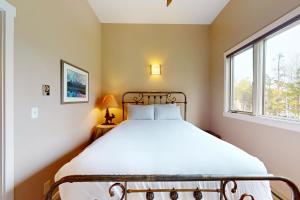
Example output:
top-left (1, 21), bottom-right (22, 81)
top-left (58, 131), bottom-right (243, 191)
top-left (55, 120), bottom-right (272, 200)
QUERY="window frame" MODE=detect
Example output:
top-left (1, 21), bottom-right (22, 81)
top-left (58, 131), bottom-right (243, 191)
top-left (228, 46), bottom-right (254, 115)
top-left (223, 7), bottom-right (300, 133)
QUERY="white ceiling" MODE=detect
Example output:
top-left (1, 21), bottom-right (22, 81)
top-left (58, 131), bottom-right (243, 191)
top-left (88, 0), bottom-right (230, 24)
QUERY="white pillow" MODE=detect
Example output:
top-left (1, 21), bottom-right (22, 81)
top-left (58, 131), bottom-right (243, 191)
top-left (154, 105), bottom-right (182, 120)
top-left (127, 104), bottom-right (154, 120)
top-left (154, 104), bottom-right (176, 108)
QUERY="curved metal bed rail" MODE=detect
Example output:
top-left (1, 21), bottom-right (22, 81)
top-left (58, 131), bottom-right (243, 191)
top-left (45, 175), bottom-right (300, 200)
top-left (122, 91), bottom-right (187, 120)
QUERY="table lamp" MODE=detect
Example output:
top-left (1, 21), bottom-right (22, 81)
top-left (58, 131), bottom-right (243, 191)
top-left (100, 94), bottom-right (119, 125)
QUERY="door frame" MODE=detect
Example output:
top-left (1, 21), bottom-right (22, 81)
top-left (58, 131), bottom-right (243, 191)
top-left (0, 1), bottom-right (15, 200)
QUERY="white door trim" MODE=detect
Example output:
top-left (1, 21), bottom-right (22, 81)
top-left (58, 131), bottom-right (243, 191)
top-left (0, 1), bottom-right (15, 200)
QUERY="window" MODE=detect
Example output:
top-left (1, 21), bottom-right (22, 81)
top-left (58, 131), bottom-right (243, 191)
top-left (264, 24), bottom-right (300, 121)
top-left (225, 13), bottom-right (300, 127)
top-left (230, 47), bottom-right (253, 113)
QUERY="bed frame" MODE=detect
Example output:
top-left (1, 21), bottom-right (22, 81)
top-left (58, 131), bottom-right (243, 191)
top-left (45, 175), bottom-right (300, 200)
top-left (45, 91), bottom-right (300, 200)
top-left (122, 91), bottom-right (187, 120)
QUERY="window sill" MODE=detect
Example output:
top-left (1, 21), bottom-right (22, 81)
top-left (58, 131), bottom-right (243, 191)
top-left (223, 112), bottom-right (300, 133)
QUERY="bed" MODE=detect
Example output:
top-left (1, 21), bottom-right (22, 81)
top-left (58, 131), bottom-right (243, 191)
top-left (46, 92), bottom-right (300, 200)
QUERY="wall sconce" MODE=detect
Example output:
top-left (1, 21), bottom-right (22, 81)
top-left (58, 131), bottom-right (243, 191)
top-left (150, 64), bottom-right (161, 75)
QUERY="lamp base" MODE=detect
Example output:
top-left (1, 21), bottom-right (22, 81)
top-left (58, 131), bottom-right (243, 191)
top-left (103, 107), bottom-right (116, 125)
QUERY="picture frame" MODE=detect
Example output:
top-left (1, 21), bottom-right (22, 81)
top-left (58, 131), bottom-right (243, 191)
top-left (61, 60), bottom-right (89, 104)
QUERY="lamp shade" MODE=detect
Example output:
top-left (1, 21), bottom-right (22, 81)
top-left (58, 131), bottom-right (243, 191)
top-left (100, 94), bottom-right (119, 108)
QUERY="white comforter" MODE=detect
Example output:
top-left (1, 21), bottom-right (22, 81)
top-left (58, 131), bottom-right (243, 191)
top-left (56, 120), bottom-right (272, 200)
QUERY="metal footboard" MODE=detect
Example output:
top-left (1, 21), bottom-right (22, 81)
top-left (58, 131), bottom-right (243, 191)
top-left (45, 175), bottom-right (300, 200)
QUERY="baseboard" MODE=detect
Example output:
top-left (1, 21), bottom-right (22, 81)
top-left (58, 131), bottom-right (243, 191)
top-left (272, 187), bottom-right (289, 200)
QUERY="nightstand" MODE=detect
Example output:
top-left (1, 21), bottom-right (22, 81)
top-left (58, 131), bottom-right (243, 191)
top-left (91, 124), bottom-right (118, 142)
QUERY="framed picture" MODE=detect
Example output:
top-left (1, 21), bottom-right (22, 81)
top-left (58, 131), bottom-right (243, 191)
top-left (61, 60), bottom-right (89, 104)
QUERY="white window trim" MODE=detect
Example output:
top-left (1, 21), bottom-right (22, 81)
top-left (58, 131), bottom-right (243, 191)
top-left (223, 112), bottom-right (300, 133)
top-left (223, 6), bottom-right (300, 133)
top-left (0, 1), bottom-right (16, 200)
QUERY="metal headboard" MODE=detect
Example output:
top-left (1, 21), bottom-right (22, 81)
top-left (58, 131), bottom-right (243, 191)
top-left (122, 91), bottom-right (187, 120)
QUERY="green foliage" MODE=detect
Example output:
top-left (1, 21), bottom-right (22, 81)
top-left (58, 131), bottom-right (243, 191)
top-left (264, 55), bottom-right (300, 119)
top-left (233, 79), bottom-right (252, 112)
top-left (234, 53), bottom-right (300, 120)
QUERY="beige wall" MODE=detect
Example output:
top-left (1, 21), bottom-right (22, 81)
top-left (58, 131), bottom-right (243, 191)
top-left (210, 0), bottom-right (300, 194)
top-left (8, 0), bottom-right (102, 199)
top-left (0, 12), bottom-right (2, 192)
top-left (101, 24), bottom-right (210, 128)
top-left (7, 0), bottom-right (300, 198)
